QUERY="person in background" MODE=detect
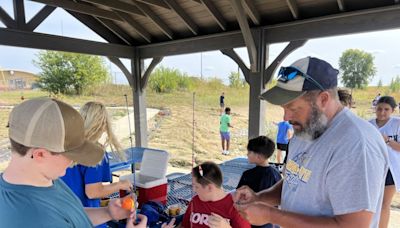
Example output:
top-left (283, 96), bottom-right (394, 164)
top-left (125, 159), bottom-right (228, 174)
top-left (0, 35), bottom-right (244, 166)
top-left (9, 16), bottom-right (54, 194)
top-left (220, 107), bottom-right (233, 155)
top-left (234, 57), bottom-right (388, 228)
top-left (0, 98), bottom-right (146, 227)
top-left (220, 92), bottom-right (225, 114)
top-left (237, 136), bottom-right (281, 228)
top-left (163, 161), bottom-right (251, 228)
top-left (275, 121), bottom-right (293, 163)
top-left (61, 101), bottom-right (131, 228)
top-left (373, 93), bottom-right (381, 108)
top-left (369, 96), bottom-right (400, 228)
top-left (338, 89), bottom-right (353, 108)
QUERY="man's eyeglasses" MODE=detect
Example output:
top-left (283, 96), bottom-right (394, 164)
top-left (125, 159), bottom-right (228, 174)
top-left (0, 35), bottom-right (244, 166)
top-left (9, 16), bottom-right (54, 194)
top-left (278, 66), bottom-right (325, 91)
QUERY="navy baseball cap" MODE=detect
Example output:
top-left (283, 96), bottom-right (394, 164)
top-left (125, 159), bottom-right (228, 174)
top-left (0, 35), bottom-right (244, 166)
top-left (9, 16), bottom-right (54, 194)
top-left (260, 57), bottom-right (339, 105)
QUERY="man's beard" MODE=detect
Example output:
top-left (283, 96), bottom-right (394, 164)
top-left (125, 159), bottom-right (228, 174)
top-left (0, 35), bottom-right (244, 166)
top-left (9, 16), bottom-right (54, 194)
top-left (291, 102), bottom-right (329, 141)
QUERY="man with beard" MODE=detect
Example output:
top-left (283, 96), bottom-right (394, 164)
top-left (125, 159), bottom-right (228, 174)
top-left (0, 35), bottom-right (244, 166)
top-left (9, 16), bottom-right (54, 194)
top-left (233, 57), bottom-right (388, 228)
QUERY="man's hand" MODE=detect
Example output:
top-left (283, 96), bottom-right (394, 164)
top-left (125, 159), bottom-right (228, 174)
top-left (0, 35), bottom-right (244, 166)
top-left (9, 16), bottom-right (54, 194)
top-left (126, 214), bottom-right (147, 228)
top-left (233, 186), bottom-right (258, 205)
top-left (235, 203), bottom-right (271, 226)
top-left (208, 213), bottom-right (232, 228)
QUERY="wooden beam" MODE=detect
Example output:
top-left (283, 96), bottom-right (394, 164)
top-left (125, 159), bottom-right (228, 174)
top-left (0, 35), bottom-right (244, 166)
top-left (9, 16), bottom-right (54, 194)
top-left (96, 18), bottom-right (137, 45)
top-left (243, 0), bottom-right (260, 25)
top-left (265, 5), bottom-right (400, 43)
top-left (30, 0), bottom-right (124, 22)
top-left (26, 5), bottom-right (56, 31)
top-left (68, 10), bottom-right (128, 45)
top-left (164, 0), bottom-right (199, 35)
top-left (264, 40), bottom-right (307, 84)
top-left (134, 1), bottom-right (174, 39)
top-left (0, 28), bottom-right (135, 58)
top-left (108, 56), bottom-right (134, 87)
top-left (286, 0), bottom-right (299, 19)
top-left (81, 0), bottom-right (145, 17)
top-left (141, 57), bottom-right (163, 90)
top-left (0, 7), bottom-right (17, 29)
top-left (200, 0), bottom-right (227, 31)
top-left (136, 0), bottom-right (170, 10)
top-left (116, 11), bottom-right (152, 43)
top-left (230, 0), bottom-right (257, 72)
top-left (139, 30), bottom-right (244, 58)
top-left (13, 0), bottom-right (26, 29)
top-left (337, 0), bottom-right (345, 11)
top-left (221, 49), bottom-right (250, 83)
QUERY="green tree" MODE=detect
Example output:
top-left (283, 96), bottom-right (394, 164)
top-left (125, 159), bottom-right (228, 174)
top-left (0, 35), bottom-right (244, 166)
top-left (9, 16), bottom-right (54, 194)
top-left (228, 71), bottom-right (245, 88)
top-left (34, 51), bottom-right (109, 95)
top-left (339, 49), bottom-right (376, 90)
top-left (389, 75), bottom-right (400, 92)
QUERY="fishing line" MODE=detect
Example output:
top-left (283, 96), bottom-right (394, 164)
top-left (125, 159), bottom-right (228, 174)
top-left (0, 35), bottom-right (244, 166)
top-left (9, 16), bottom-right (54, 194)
top-left (124, 94), bottom-right (137, 211)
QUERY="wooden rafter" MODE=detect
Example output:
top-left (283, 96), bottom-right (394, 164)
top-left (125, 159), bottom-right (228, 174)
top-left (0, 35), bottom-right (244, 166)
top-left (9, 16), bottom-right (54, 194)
top-left (136, 0), bottom-right (170, 10)
top-left (0, 7), bottom-right (17, 29)
top-left (96, 18), bottom-right (136, 45)
top-left (26, 6), bottom-right (56, 31)
top-left (116, 11), bottom-right (152, 43)
top-left (243, 0), bottom-right (260, 25)
top-left (68, 10), bottom-right (128, 45)
top-left (30, 0), bottom-right (124, 22)
top-left (164, 0), bottom-right (199, 35)
top-left (200, 0), bottom-right (227, 31)
top-left (230, 0), bottom-right (257, 72)
top-left (13, 0), bottom-right (26, 29)
top-left (81, 0), bottom-right (145, 17)
top-left (286, 0), bottom-right (299, 19)
top-left (135, 1), bottom-right (174, 39)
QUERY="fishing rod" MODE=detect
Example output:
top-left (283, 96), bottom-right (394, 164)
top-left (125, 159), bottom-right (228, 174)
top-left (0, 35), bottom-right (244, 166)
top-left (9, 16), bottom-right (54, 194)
top-left (124, 94), bottom-right (137, 203)
top-left (190, 92), bottom-right (196, 228)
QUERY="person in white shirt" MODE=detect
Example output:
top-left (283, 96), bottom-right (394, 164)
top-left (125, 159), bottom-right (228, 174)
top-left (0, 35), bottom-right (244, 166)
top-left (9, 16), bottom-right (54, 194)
top-left (369, 96), bottom-right (400, 228)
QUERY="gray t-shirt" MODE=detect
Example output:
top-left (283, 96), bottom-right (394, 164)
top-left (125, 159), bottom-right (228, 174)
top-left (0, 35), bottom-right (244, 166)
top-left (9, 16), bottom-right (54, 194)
top-left (282, 108), bottom-right (388, 228)
top-left (0, 174), bottom-right (93, 228)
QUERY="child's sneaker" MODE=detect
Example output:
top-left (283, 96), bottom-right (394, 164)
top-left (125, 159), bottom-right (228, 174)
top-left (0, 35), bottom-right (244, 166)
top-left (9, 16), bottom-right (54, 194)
top-left (222, 150), bottom-right (226, 155)
top-left (224, 150), bottom-right (230, 155)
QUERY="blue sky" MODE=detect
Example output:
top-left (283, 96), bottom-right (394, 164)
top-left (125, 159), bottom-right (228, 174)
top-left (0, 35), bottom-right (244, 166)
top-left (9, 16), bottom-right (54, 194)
top-left (1, 1), bottom-right (400, 85)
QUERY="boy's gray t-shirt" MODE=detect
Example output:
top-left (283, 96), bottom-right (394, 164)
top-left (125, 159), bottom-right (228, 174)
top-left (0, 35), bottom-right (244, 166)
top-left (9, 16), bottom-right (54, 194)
top-left (282, 108), bottom-right (388, 228)
top-left (0, 174), bottom-right (93, 228)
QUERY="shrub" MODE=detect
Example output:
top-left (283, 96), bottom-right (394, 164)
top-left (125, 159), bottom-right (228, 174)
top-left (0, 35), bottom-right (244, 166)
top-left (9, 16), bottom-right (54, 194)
top-left (148, 66), bottom-right (190, 93)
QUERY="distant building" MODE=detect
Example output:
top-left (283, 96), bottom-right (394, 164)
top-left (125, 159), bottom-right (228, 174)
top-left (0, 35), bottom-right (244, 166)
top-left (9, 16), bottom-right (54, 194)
top-left (0, 69), bottom-right (38, 90)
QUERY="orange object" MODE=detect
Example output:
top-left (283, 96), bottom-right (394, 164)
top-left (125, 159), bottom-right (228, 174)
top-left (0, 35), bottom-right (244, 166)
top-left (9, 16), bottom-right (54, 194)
top-left (122, 197), bottom-right (135, 211)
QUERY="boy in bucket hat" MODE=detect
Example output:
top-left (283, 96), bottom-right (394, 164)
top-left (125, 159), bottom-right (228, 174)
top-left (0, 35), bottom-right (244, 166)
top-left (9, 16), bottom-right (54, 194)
top-left (0, 98), bottom-right (146, 228)
top-left (234, 57), bottom-right (388, 228)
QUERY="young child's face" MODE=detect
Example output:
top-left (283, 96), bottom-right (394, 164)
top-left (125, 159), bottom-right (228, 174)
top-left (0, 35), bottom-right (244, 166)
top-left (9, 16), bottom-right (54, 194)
top-left (192, 176), bottom-right (209, 200)
top-left (247, 150), bottom-right (258, 164)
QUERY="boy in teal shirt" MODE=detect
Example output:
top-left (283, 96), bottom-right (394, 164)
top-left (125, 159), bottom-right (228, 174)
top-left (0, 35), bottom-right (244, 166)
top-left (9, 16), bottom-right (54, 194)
top-left (220, 107), bottom-right (233, 155)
